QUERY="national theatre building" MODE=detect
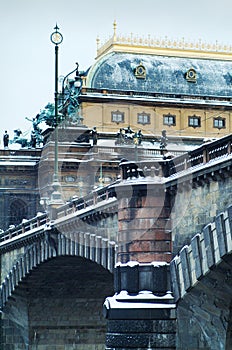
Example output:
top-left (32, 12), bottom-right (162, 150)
top-left (1, 21), bottom-right (232, 231)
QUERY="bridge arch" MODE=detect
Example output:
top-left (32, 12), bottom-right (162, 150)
top-left (0, 228), bottom-right (117, 310)
top-left (0, 230), bottom-right (115, 349)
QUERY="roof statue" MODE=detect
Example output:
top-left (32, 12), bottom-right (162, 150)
top-left (115, 127), bottom-right (143, 146)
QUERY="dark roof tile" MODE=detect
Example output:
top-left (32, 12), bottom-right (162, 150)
top-left (88, 52), bottom-right (232, 97)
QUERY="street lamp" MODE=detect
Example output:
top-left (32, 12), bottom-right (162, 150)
top-left (61, 62), bottom-right (79, 96)
top-left (50, 24), bottom-right (64, 206)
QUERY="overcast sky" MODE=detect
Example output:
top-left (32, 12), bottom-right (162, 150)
top-left (1, 0), bottom-right (232, 139)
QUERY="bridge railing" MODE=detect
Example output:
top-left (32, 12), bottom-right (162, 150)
top-left (0, 183), bottom-right (118, 243)
top-left (0, 213), bottom-right (48, 243)
top-left (56, 183), bottom-right (118, 219)
top-left (169, 133), bottom-right (232, 174)
top-left (117, 133), bottom-right (232, 180)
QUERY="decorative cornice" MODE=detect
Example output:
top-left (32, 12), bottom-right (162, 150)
top-left (96, 22), bottom-right (232, 61)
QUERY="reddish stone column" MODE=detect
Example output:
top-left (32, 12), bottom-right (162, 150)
top-left (116, 181), bottom-right (172, 263)
top-left (104, 162), bottom-right (176, 350)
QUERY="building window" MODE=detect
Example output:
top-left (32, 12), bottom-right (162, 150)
top-left (163, 113), bottom-right (176, 126)
top-left (213, 117), bottom-right (225, 129)
top-left (111, 110), bottom-right (124, 124)
top-left (185, 68), bottom-right (197, 83)
top-left (65, 175), bottom-right (76, 183)
top-left (137, 112), bottom-right (150, 125)
top-left (188, 115), bottom-right (201, 128)
top-left (134, 62), bottom-right (146, 79)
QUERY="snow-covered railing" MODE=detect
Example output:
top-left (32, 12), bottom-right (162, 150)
top-left (0, 213), bottom-right (48, 243)
top-left (56, 183), bottom-right (118, 219)
top-left (0, 148), bottom-right (41, 157)
top-left (0, 183), bottom-right (118, 243)
top-left (169, 133), bottom-right (232, 174)
top-left (93, 145), bottom-right (185, 160)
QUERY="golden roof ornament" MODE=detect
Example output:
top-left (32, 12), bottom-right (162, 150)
top-left (113, 20), bottom-right (117, 41)
top-left (96, 36), bottom-right (100, 50)
top-left (96, 24), bottom-right (232, 61)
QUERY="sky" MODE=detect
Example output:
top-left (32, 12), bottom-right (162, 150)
top-left (1, 0), bottom-right (232, 140)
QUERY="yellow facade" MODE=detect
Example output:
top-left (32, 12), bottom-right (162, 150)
top-left (80, 22), bottom-right (232, 140)
top-left (82, 101), bottom-right (232, 139)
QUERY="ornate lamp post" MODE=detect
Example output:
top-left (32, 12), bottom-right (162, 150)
top-left (61, 62), bottom-right (79, 96)
top-left (50, 24), bottom-right (63, 205)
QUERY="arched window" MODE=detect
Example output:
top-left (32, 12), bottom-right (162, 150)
top-left (9, 199), bottom-right (28, 227)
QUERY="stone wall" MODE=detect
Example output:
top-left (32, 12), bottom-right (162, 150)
top-left (114, 173), bottom-right (172, 264)
top-left (171, 165), bottom-right (232, 256)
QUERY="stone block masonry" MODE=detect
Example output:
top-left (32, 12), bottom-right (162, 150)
top-left (114, 179), bottom-right (172, 264)
top-left (104, 161), bottom-right (176, 349)
top-left (170, 204), bottom-right (232, 349)
top-left (104, 262), bottom-right (176, 349)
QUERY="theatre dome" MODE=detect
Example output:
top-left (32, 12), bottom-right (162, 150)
top-left (86, 22), bottom-right (232, 98)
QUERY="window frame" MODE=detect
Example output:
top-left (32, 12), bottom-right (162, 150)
top-left (137, 112), bottom-right (150, 125)
top-left (213, 117), bottom-right (226, 129)
top-left (163, 113), bottom-right (176, 126)
top-left (188, 115), bottom-right (201, 128)
top-left (111, 110), bottom-right (125, 124)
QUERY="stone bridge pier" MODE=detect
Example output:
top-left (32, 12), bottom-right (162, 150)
top-left (103, 161), bottom-right (176, 349)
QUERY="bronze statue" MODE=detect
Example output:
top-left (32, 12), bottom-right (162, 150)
top-left (3, 130), bottom-right (9, 148)
top-left (160, 129), bottom-right (168, 150)
top-left (92, 126), bottom-right (98, 145)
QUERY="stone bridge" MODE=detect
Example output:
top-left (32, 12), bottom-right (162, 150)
top-left (0, 133), bottom-right (232, 349)
top-left (171, 204), bottom-right (232, 349)
top-left (0, 189), bottom-right (118, 350)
